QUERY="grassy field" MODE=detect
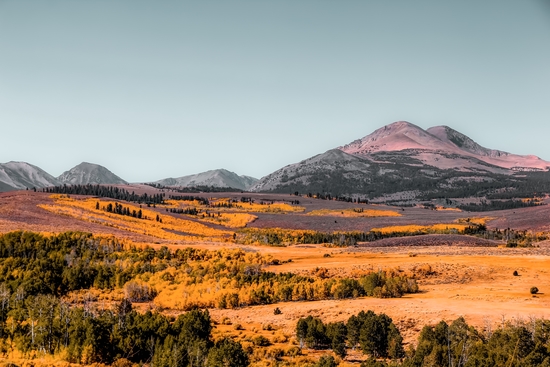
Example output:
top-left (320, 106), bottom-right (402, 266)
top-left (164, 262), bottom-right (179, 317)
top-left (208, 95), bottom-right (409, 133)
top-left (1, 187), bottom-right (550, 366)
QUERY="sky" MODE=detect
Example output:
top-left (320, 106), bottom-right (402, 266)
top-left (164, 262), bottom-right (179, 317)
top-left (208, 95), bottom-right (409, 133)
top-left (1, 1), bottom-right (550, 182)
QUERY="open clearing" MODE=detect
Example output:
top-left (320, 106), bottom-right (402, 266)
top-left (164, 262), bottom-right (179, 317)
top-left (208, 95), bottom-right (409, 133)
top-left (176, 242), bottom-right (550, 345)
top-left (1, 188), bottom-right (550, 348)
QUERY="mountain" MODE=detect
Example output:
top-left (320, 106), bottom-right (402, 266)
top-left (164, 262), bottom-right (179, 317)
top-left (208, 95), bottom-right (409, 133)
top-left (339, 121), bottom-right (454, 155)
top-left (57, 162), bottom-right (127, 185)
top-left (0, 162), bottom-right (61, 191)
top-left (155, 169), bottom-right (259, 190)
top-left (426, 125), bottom-right (550, 171)
top-left (251, 121), bottom-right (550, 202)
top-left (338, 121), bottom-right (550, 172)
top-left (251, 149), bottom-right (374, 193)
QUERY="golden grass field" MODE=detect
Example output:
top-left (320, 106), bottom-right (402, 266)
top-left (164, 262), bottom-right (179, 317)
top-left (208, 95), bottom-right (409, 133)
top-left (1, 188), bottom-right (550, 365)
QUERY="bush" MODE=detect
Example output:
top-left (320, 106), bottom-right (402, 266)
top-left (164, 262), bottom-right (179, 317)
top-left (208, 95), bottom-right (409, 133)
top-left (513, 270), bottom-right (519, 276)
top-left (207, 337), bottom-right (249, 367)
top-left (266, 347), bottom-right (284, 361)
top-left (272, 333), bottom-right (288, 343)
top-left (123, 280), bottom-right (157, 302)
top-left (285, 346), bottom-right (302, 357)
top-left (316, 355), bottom-right (338, 367)
top-left (112, 358), bottom-right (133, 367)
top-left (360, 358), bottom-right (387, 367)
top-left (531, 287), bottom-right (539, 294)
top-left (253, 335), bottom-right (271, 347)
top-left (274, 307), bottom-right (282, 315)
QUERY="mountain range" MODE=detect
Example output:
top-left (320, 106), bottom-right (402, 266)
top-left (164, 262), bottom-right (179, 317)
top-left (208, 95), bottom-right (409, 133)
top-left (0, 161), bottom-right (258, 192)
top-left (249, 121), bottom-right (550, 202)
top-left (3, 121), bottom-right (550, 201)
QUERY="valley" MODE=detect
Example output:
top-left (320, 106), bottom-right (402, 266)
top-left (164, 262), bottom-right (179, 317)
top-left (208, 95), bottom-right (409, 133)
top-left (0, 182), bottom-right (549, 366)
top-left (2, 122), bottom-right (550, 366)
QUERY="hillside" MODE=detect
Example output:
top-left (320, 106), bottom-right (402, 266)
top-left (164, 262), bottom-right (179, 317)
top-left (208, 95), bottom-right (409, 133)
top-left (57, 162), bottom-right (127, 185)
top-left (1, 188), bottom-right (550, 366)
top-left (339, 121), bottom-right (550, 172)
top-left (155, 168), bottom-right (258, 190)
top-left (252, 121), bottom-right (550, 203)
top-left (0, 161), bottom-right (61, 191)
top-left (250, 149), bottom-right (375, 194)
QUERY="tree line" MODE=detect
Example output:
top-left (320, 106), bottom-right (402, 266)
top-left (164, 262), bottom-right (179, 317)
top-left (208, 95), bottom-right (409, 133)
top-left (300, 313), bottom-right (550, 367)
top-left (239, 223), bottom-right (546, 247)
top-left (0, 293), bottom-right (248, 366)
top-left (46, 184), bottom-right (165, 205)
top-left (101, 202), bottom-right (144, 219)
top-left (0, 231), bottom-right (418, 310)
top-left (168, 195), bottom-right (210, 205)
top-left (0, 231), bottom-right (254, 365)
top-left (456, 199), bottom-right (543, 212)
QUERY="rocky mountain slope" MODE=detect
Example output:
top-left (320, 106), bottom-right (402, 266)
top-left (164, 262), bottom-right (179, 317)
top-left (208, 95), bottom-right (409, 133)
top-left (251, 149), bottom-right (374, 193)
top-left (425, 125), bottom-right (549, 170)
top-left (155, 169), bottom-right (258, 190)
top-left (251, 121), bottom-right (550, 202)
top-left (0, 162), bottom-right (61, 191)
top-left (339, 121), bottom-right (550, 172)
top-left (57, 162), bottom-right (127, 185)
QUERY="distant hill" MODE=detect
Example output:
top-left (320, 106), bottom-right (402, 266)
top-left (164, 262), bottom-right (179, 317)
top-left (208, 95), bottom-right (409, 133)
top-left (58, 162), bottom-right (127, 185)
top-left (339, 121), bottom-right (550, 172)
top-left (251, 121), bottom-right (550, 204)
top-left (0, 162), bottom-right (61, 191)
top-left (155, 169), bottom-right (258, 191)
top-left (250, 149), bottom-right (373, 193)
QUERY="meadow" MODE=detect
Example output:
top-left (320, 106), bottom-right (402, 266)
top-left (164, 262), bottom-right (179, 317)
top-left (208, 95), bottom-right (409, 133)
top-left (0, 187), bottom-right (549, 366)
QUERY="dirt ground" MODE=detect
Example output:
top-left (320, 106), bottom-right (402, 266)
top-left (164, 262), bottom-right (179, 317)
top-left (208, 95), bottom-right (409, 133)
top-left (192, 243), bottom-right (550, 346)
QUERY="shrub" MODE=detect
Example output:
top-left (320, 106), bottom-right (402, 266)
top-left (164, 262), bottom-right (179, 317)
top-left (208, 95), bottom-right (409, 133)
top-left (360, 358), bottom-right (387, 367)
top-left (506, 241), bottom-right (518, 248)
top-left (272, 333), bottom-right (289, 343)
top-left (531, 287), bottom-right (539, 294)
top-left (123, 280), bottom-right (157, 302)
top-left (316, 355), bottom-right (338, 367)
top-left (285, 346), bottom-right (302, 357)
top-left (227, 293), bottom-right (240, 309)
top-left (253, 335), bottom-right (271, 347)
top-left (274, 307), bottom-right (282, 315)
top-left (265, 347), bottom-right (284, 361)
top-left (112, 358), bottom-right (133, 367)
top-left (513, 270), bottom-right (519, 276)
top-left (207, 337), bottom-right (249, 367)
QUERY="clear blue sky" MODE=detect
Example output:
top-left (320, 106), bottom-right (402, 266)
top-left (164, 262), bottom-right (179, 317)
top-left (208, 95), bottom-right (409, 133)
top-left (1, 1), bottom-right (549, 182)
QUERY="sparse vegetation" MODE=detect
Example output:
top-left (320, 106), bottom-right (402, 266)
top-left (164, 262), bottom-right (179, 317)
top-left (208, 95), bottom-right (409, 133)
top-left (3, 185), bottom-right (550, 367)
top-left (39, 195), bottom-right (234, 241)
top-left (307, 208), bottom-right (401, 218)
